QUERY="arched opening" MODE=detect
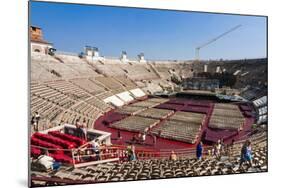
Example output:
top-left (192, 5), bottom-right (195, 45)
top-left (34, 49), bottom-right (40, 53)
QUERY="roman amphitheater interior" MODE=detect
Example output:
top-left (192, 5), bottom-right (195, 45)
top-left (29, 26), bottom-right (268, 186)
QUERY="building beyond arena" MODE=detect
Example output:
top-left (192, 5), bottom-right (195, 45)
top-left (30, 26), bottom-right (268, 186)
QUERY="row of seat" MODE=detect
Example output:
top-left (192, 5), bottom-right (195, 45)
top-left (181, 105), bottom-right (210, 114)
top-left (118, 64), bottom-right (159, 81)
top-left (94, 77), bottom-right (124, 90)
top-left (84, 96), bottom-right (112, 112)
top-left (169, 111), bottom-right (206, 124)
top-left (31, 137), bottom-right (63, 154)
top-left (110, 116), bottom-right (160, 133)
top-left (54, 54), bottom-right (101, 77)
top-left (115, 105), bottom-right (146, 115)
top-left (59, 110), bottom-right (96, 128)
top-left (33, 132), bottom-right (77, 149)
top-left (31, 84), bottom-right (76, 109)
top-left (70, 78), bottom-right (106, 95)
top-left (38, 60), bottom-right (81, 79)
top-left (151, 120), bottom-right (201, 144)
top-left (70, 102), bottom-right (102, 118)
top-left (46, 80), bottom-right (92, 100)
top-left (209, 104), bottom-right (245, 130)
top-left (136, 108), bottom-right (174, 120)
top-left (114, 76), bottom-right (136, 88)
top-left (48, 131), bottom-right (86, 146)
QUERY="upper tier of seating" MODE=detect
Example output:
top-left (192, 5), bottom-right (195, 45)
top-left (94, 64), bottom-right (126, 76)
top-left (70, 78), bottom-right (106, 95)
top-left (46, 80), bottom-right (91, 100)
top-left (94, 77), bottom-right (124, 90)
top-left (118, 64), bottom-right (159, 81)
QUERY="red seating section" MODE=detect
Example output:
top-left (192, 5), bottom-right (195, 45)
top-left (31, 146), bottom-right (41, 157)
top-left (33, 132), bottom-right (77, 149)
top-left (31, 131), bottom-right (88, 164)
top-left (48, 131), bottom-right (86, 146)
top-left (31, 137), bottom-right (64, 154)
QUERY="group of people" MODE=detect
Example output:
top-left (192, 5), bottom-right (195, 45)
top-left (196, 138), bottom-right (253, 167)
top-left (198, 139), bottom-right (228, 160)
top-left (75, 139), bottom-right (105, 162)
top-left (31, 112), bottom-right (40, 132)
top-left (75, 119), bottom-right (87, 140)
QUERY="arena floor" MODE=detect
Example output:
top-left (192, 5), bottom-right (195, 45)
top-left (93, 97), bottom-right (254, 151)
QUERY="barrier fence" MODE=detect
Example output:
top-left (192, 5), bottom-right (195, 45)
top-left (31, 130), bottom-right (266, 167)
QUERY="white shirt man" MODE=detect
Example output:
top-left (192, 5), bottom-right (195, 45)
top-left (92, 140), bottom-right (100, 152)
top-left (92, 140), bottom-right (101, 160)
top-left (142, 134), bottom-right (146, 142)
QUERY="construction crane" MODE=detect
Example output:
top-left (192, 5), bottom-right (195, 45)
top-left (195, 24), bottom-right (242, 62)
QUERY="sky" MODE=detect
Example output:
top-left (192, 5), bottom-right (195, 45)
top-left (30, 1), bottom-right (267, 60)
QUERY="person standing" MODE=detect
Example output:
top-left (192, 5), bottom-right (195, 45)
top-left (196, 141), bottom-right (203, 160)
top-left (245, 140), bottom-right (253, 167)
top-left (130, 144), bottom-right (137, 161)
top-left (215, 139), bottom-right (222, 160)
top-left (75, 119), bottom-right (82, 138)
top-left (239, 140), bottom-right (248, 169)
top-left (92, 139), bottom-right (100, 160)
top-left (117, 130), bottom-right (122, 140)
top-left (32, 112), bottom-right (40, 132)
top-left (31, 115), bottom-right (37, 132)
top-left (239, 140), bottom-right (253, 169)
top-left (170, 151), bottom-right (177, 161)
top-left (126, 145), bottom-right (132, 161)
top-left (142, 132), bottom-right (146, 144)
top-left (35, 112), bottom-right (40, 125)
top-left (153, 134), bottom-right (157, 146)
top-left (81, 119), bottom-right (87, 140)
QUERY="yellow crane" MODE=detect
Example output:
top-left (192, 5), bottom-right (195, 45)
top-left (195, 24), bottom-right (242, 62)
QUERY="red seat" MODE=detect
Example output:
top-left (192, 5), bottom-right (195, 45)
top-left (31, 136), bottom-right (64, 154)
top-left (48, 131), bottom-right (86, 146)
top-left (31, 147), bottom-right (41, 157)
top-left (33, 132), bottom-right (77, 149)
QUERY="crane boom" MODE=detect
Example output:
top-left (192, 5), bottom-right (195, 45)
top-left (195, 24), bottom-right (242, 62)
